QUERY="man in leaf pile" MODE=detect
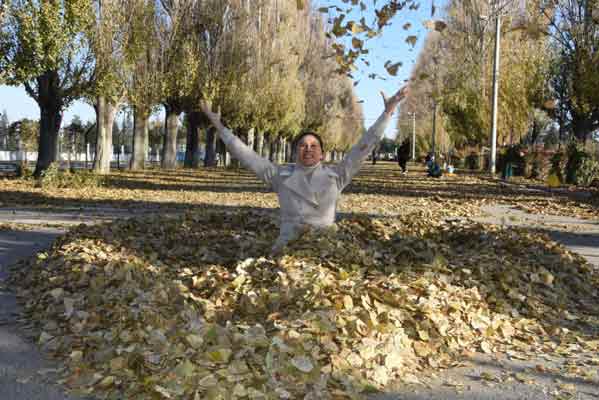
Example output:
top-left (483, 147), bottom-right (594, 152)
top-left (199, 86), bottom-right (408, 251)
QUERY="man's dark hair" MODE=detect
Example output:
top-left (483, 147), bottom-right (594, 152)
top-left (292, 131), bottom-right (325, 151)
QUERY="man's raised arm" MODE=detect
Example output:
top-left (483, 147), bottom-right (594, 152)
top-left (334, 86), bottom-right (409, 189)
top-left (200, 101), bottom-right (278, 185)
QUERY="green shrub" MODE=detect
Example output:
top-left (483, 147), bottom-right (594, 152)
top-left (577, 157), bottom-right (599, 187)
top-left (565, 142), bottom-right (589, 184)
top-left (452, 156), bottom-right (464, 168)
top-left (464, 152), bottom-right (480, 170)
top-left (37, 163), bottom-right (106, 189)
top-left (498, 145), bottom-right (526, 177)
top-left (525, 151), bottom-right (551, 180)
top-left (549, 151), bottom-right (565, 182)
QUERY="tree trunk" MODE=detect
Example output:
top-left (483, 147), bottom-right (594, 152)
top-left (204, 126), bottom-right (217, 167)
top-left (572, 116), bottom-right (592, 143)
top-left (262, 133), bottom-right (270, 158)
top-left (161, 106), bottom-right (180, 169)
top-left (34, 105), bottom-right (62, 177)
top-left (276, 136), bottom-right (286, 164)
top-left (255, 130), bottom-right (264, 155)
top-left (33, 71), bottom-right (64, 177)
top-left (229, 130), bottom-right (246, 169)
top-left (266, 134), bottom-right (275, 162)
top-left (216, 139), bottom-right (226, 167)
top-left (184, 111), bottom-right (202, 168)
top-left (273, 135), bottom-right (280, 163)
top-left (286, 140), bottom-right (292, 163)
top-left (93, 95), bottom-right (117, 175)
top-left (247, 128), bottom-right (255, 151)
top-left (271, 140), bottom-right (277, 162)
top-left (131, 106), bottom-right (149, 170)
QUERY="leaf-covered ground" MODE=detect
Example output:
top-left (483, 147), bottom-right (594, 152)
top-left (0, 164), bottom-right (597, 220)
top-left (3, 164), bottom-right (599, 399)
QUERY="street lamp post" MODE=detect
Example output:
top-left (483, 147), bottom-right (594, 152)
top-left (411, 112), bottom-right (416, 160)
top-left (490, 14), bottom-right (501, 174)
top-left (486, 0), bottom-right (524, 173)
top-left (431, 100), bottom-right (437, 159)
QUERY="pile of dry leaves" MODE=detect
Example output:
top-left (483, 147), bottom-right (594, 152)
top-left (9, 209), bottom-right (599, 399)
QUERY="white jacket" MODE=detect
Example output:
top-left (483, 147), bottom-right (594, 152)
top-left (217, 112), bottom-right (391, 248)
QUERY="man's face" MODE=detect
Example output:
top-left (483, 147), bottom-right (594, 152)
top-left (297, 135), bottom-right (323, 167)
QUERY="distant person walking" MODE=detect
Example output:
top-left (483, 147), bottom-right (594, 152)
top-left (396, 138), bottom-right (411, 174)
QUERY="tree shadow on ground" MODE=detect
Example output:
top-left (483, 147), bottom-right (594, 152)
top-left (96, 166), bottom-right (599, 213)
top-left (536, 228), bottom-right (599, 255)
top-left (371, 352), bottom-right (599, 400)
top-left (2, 164), bottom-right (597, 218)
top-left (0, 229), bottom-right (64, 275)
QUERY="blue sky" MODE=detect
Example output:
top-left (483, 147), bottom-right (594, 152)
top-left (0, 1), bottom-right (442, 138)
top-left (320, 0), bottom-right (441, 137)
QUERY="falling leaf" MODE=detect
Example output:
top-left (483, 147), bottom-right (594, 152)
top-left (384, 60), bottom-right (403, 76)
top-left (351, 37), bottom-right (363, 49)
top-left (405, 35), bottom-right (418, 47)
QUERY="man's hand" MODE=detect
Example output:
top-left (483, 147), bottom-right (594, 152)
top-left (381, 85), bottom-right (409, 116)
top-left (199, 100), bottom-right (224, 130)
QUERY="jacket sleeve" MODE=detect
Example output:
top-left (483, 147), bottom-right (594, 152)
top-left (218, 128), bottom-right (278, 185)
top-left (334, 111), bottom-right (391, 190)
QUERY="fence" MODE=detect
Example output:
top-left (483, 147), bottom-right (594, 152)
top-left (0, 150), bottom-right (161, 164)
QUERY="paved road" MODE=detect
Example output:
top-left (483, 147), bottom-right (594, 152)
top-left (0, 206), bottom-right (150, 227)
top-left (0, 228), bottom-right (89, 400)
top-left (376, 352), bottom-right (599, 400)
top-left (474, 204), bottom-right (599, 267)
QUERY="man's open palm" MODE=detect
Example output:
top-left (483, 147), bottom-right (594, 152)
top-left (381, 86), bottom-right (409, 115)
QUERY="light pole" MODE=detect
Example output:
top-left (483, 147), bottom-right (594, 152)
top-left (489, 13), bottom-right (501, 174)
top-left (485, 0), bottom-right (523, 174)
top-left (431, 100), bottom-right (437, 159)
top-left (411, 112), bottom-right (416, 160)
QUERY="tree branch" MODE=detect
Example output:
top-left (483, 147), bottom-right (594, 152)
top-left (23, 81), bottom-right (39, 103)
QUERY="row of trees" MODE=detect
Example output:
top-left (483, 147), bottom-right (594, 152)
top-left (1, 0), bottom-right (365, 176)
top-left (0, 109), bottom-right (39, 151)
top-left (0, 109), bottom-right (187, 161)
top-left (397, 0), bottom-right (598, 158)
